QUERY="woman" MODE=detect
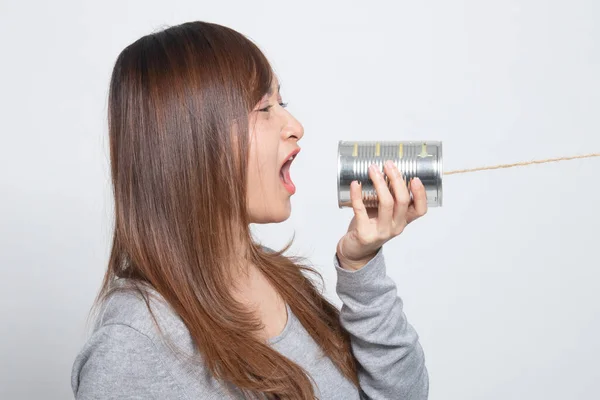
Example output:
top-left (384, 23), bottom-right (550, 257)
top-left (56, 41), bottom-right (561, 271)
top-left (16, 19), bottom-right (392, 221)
top-left (71, 21), bottom-right (429, 400)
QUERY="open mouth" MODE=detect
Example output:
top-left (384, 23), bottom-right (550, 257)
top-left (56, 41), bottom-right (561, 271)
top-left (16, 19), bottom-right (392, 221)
top-left (280, 149), bottom-right (300, 195)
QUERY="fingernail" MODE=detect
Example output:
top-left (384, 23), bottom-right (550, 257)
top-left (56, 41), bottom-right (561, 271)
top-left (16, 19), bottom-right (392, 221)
top-left (369, 164), bottom-right (379, 173)
top-left (413, 177), bottom-right (422, 187)
top-left (385, 160), bottom-right (395, 169)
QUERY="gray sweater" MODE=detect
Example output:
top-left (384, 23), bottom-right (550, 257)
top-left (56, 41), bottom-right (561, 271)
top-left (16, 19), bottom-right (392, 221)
top-left (71, 248), bottom-right (429, 399)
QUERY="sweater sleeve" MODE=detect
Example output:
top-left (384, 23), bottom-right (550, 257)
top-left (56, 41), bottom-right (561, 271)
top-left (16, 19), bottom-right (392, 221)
top-left (71, 323), bottom-right (188, 400)
top-left (334, 248), bottom-right (429, 400)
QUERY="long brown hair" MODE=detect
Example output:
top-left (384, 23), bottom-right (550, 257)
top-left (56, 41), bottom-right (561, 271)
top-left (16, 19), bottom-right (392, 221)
top-left (97, 21), bottom-right (358, 399)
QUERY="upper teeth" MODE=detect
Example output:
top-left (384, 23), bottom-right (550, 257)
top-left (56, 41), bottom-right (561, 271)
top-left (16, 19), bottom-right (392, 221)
top-left (289, 156), bottom-right (294, 160)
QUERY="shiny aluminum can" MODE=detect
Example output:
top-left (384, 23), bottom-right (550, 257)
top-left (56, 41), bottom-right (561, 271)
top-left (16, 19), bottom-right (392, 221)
top-left (337, 141), bottom-right (443, 208)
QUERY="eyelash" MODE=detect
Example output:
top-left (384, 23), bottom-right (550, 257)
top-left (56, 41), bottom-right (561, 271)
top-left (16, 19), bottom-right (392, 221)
top-left (258, 102), bottom-right (288, 112)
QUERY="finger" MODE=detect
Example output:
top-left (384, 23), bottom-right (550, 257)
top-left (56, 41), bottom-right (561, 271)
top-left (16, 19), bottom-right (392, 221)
top-left (384, 160), bottom-right (410, 223)
top-left (350, 180), bottom-right (370, 226)
top-left (369, 163), bottom-right (394, 224)
top-left (406, 177), bottom-right (428, 223)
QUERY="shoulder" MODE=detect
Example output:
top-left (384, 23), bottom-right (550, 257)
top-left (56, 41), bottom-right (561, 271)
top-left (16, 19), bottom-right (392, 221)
top-left (71, 322), bottom-right (188, 399)
top-left (71, 281), bottom-right (194, 399)
top-left (91, 280), bottom-right (198, 349)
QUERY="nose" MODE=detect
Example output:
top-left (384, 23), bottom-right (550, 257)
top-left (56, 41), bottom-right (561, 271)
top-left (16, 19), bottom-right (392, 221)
top-left (283, 113), bottom-right (304, 142)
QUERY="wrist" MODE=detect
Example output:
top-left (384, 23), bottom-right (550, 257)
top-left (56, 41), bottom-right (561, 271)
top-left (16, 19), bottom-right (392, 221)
top-left (336, 248), bottom-right (380, 271)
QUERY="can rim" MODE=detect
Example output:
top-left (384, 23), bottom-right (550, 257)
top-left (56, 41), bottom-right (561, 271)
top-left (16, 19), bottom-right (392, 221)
top-left (337, 140), bottom-right (342, 208)
top-left (438, 141), bottom-right (444, 207)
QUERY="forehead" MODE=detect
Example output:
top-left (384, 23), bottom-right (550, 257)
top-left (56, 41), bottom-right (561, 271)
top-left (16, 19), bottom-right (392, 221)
top-left (265, 76), bottom-right (280, 97)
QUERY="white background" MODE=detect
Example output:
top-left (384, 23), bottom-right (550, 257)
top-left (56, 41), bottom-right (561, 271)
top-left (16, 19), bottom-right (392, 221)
top-left (1, 1), bottom-right (599, 399)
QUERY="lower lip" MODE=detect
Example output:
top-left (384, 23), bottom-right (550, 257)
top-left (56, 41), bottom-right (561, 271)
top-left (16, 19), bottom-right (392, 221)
top-left (280, 175), bottom-right (296, 195)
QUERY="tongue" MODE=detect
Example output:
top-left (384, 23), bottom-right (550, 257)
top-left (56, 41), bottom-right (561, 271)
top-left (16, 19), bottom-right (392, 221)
top-left (281, 161), bottom-right (294, 186)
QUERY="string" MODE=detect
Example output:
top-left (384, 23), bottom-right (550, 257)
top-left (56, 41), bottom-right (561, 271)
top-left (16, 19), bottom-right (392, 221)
top-left (444, 153), bottom-right (600, 176)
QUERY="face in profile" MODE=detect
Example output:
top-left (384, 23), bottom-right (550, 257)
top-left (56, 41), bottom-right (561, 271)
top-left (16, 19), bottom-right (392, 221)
top-left (246, 77), bottom-right (304, 224)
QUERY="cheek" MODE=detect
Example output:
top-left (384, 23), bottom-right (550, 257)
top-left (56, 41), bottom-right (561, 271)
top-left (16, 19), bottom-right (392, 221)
top-left (248, 123), bottom-right (280, 178)
top-left (245, 127), bottom-right (290, 222)
top-left (246, 134), bottom-right (279, 198)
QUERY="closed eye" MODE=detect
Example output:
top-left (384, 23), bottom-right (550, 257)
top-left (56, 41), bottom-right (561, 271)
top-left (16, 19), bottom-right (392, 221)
top-left (258, 102), bottom-right (288, 112)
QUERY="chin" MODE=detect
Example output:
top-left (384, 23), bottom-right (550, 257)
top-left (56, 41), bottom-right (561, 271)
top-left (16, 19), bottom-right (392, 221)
top-left (250, 201), bottom-right (292, 224)
top-left (267, 205), bottom-right (292, 223)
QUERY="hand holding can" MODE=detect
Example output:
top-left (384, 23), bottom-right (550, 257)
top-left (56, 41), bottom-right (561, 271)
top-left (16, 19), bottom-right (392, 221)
top-left (335, 160), bottom-right (429, 271)
top-left (337, 141), bottom-right (443, 208)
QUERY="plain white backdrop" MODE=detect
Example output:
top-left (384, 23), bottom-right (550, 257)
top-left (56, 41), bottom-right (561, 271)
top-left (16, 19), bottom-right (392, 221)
top-left (1, 1), bottom-right (599, 399)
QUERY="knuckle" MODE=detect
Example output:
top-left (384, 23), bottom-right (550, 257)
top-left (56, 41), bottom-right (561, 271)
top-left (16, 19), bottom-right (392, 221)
top-left (379, 197), bottom-right (394, 209)
top-left (352, 198), bottom-right (364, 208)
top-left (352, 202), bottom-right (364, 212)
top-left (398, 197), bottom-right (410, 207)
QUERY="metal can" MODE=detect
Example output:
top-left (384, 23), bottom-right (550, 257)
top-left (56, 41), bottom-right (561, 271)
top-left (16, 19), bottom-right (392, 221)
top-left (337, 141), bottom-right (443, 208)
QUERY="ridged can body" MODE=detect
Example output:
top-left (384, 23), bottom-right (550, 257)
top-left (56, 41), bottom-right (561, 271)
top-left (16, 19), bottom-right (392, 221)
top-left (337, 141), bottom-right (443, 208)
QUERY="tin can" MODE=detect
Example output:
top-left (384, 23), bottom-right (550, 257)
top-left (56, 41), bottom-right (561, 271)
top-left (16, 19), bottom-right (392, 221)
top-left (337, 141), bottom-right (443, 208)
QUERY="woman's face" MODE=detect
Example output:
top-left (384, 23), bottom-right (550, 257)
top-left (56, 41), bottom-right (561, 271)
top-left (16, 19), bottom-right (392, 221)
top-left (246, 77), bottom-right (304, 224)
